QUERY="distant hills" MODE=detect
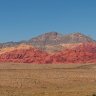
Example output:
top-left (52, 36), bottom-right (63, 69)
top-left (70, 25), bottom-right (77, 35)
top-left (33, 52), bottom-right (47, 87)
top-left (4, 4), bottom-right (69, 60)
top-left (29, 32), bottom-right (94, 45)
top-left (0, 32), bottom-right (96, 64)
top-left (28, 32), bottom-right (95, 52)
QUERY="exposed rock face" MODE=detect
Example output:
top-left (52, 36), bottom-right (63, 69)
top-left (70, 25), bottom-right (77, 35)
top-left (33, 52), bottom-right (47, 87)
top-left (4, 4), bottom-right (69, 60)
top-left (62, 32), bottom-right (94, 43)
top-left (28, 32), bottom-right (95, 52)
top-left (0, 48), bottom-right (49, 64)
top-left (28, 32), bottom-right (63, 51)
top-left (29, 32), bottom-right (63, 45)
top-left (0, 32), bottom-right (95, 52)
top-left (0, 43), bottom-right (96, 64)
top-left (0, 32), bottom-right (95, 64)
top-left (29, 32), bottom-right (94, 45)
top-left (52, 43), bottom-right (96, 64)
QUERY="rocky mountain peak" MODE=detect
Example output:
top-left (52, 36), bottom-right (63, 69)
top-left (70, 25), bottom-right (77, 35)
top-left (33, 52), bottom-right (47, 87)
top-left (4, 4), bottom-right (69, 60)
top-left (64, 32), bottom-right (95, 43)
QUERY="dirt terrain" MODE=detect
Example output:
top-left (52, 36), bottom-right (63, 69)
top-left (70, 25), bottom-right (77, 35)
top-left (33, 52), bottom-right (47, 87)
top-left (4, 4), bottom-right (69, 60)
top-left (0, 63), bottom-right (96, 96)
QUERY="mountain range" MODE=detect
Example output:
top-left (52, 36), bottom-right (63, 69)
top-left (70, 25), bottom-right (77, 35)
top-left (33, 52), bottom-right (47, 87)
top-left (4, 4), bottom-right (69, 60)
top-left (0, 32), bottom-right (96, 64)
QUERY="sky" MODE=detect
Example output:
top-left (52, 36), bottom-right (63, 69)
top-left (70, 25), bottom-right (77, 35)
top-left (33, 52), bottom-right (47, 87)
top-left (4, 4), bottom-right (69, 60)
top-left (0, 0), bottom-right (96, 42)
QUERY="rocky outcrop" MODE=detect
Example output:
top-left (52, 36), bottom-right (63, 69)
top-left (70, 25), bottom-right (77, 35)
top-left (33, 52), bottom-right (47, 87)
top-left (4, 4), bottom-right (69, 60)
top-left (0, 48), bottom-right (49, 64)
top-left (0, 43), bottom-right (96, 64)
top-left (0, 32), bottom-right (95, 53)
top-left (52, 43), bottom-right (96, 64)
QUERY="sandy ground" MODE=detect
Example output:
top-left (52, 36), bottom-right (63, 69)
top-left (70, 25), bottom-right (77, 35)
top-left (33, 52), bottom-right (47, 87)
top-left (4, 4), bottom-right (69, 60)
top-left (0, 63), bottom-right (96, 96)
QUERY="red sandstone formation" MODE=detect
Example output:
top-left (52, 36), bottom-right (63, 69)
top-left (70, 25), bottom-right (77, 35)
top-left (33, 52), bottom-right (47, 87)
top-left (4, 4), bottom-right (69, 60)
top-left (0, 48), bottom-right (49, 64)
top-left (52, 43), bottom-right (96, 64)
top-left (0, 43), bottom-right (96, 64)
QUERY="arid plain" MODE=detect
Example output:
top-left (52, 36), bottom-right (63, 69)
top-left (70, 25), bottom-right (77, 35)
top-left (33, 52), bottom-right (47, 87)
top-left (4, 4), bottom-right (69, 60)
top-left (0, 63), bottom-right (96, 96)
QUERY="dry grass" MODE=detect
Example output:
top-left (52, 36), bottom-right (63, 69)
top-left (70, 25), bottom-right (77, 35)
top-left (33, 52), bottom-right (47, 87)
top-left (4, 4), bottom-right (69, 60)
top-left (0, 63), bottom-right (96, 96)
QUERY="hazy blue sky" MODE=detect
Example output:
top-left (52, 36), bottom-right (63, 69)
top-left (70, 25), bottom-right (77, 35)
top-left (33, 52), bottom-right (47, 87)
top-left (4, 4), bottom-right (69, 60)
top-left (0, 0), bottom-right (96, 42)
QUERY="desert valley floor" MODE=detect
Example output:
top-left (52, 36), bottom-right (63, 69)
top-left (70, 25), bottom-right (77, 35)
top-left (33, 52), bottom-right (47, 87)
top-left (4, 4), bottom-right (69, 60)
top-left (0, 63), bottom-right (96, 96)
